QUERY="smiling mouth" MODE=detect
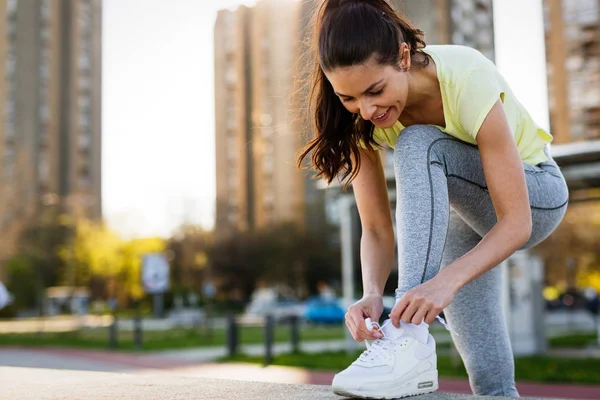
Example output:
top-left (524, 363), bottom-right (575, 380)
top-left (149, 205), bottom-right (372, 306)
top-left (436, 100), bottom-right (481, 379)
top-left (372, 107), bottom-right (391, 123)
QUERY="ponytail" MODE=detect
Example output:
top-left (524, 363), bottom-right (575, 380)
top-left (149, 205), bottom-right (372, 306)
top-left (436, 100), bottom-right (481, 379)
top-left (297, 0), bottom-right (427, 187)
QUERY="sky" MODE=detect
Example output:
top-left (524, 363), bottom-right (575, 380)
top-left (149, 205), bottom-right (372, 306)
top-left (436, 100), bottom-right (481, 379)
top-left (103, 0), bottom-right (257, 239)
top-left (102, 0), bottom-right (549, 240)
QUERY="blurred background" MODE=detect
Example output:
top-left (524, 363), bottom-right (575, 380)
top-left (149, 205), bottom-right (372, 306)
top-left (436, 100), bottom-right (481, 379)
top-left (1, 0), bottom-right (600, 397)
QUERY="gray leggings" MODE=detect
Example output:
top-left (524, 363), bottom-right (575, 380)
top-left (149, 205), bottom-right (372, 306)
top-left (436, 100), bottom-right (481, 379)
top-left (392, 125), bottom-right (568, 397)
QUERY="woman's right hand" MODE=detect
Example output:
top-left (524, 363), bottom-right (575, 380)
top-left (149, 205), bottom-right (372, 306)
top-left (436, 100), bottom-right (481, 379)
top-left (345, 294), bottom-right (384, 341)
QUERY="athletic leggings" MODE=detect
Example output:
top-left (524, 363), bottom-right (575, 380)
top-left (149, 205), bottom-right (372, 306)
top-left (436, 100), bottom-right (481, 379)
top-left (392, 125), bottom-right (568, 397)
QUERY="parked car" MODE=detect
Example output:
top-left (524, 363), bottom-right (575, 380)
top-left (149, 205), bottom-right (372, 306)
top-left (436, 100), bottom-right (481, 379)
top-left (244, 288), bottom-right (304, 322)
top-left (303, 296), bottom-right (345, 324)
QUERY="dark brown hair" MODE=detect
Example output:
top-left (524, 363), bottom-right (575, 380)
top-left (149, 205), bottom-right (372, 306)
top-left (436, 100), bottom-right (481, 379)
top-left (297, 0), bottom-right (427, 187)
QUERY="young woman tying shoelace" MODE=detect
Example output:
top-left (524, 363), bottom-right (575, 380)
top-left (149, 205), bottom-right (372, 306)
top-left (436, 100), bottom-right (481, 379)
top-left (297, 0), bottom-right (568, 398)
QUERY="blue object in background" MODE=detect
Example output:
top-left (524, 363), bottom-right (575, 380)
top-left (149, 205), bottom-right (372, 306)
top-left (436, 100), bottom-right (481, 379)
top-left (303, 296), bottom-right (345, 324)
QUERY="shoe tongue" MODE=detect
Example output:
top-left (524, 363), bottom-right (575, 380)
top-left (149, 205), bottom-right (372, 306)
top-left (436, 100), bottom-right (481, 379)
top-left (379, 320), bottom-right (407, 340)
top-left (379, 319), bottom-right (429, 343)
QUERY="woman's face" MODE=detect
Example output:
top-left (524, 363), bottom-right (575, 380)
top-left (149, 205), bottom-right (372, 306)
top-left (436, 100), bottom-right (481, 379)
top-left (325, 51), bottom-right (410, 129)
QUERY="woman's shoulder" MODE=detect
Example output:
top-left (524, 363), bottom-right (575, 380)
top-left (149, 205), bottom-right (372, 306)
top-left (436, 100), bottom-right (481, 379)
top-left (423, 44), bottom-right (496, 72)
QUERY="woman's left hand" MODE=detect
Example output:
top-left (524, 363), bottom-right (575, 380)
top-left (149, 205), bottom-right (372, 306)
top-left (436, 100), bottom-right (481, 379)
top-left (389, 275), bottom-right (459, 327)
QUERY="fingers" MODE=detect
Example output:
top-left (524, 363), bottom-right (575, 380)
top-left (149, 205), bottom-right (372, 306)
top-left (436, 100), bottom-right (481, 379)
top-left (410, 302), bottom-right (428, 324)
top-left (345, 309), bottom-right (382, 342)
top-left (400, 300), bottom-right (419, 324)
top-left (389, 297), bottom-right (408, 328)
top-left (345, 313), bottom-right (359, 340)
top-left (425, 309), bottom-right (438, 325)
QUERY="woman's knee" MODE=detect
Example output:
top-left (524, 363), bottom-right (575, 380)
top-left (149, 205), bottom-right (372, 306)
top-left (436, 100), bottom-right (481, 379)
top-left (393, 125), bottom-right (446, 165)
top-left (394, 125), bottom-right (444, 150)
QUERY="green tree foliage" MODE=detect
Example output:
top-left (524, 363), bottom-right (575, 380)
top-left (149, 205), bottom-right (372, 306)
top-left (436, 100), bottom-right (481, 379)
top-left (209, 222), bottom-right (340, 301)
top-left (534, 200), bottom-right (600, 291)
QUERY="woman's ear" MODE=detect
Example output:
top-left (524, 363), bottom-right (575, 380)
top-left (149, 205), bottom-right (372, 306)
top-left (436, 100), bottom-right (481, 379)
top-left (399, 42), bottom-right (411, 72)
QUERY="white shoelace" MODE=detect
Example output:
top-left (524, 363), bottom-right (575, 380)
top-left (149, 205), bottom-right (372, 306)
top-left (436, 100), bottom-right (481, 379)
top-left (359, 322), bottom-right (395, 362)
top-left (434, 315), bottom-right (458, 335)
top-left (358, 341), bottom-right (394, 363)
top-left (364, 315), bottom-right (458, 340)
top-left (357, 315), bottom-right (457, 365)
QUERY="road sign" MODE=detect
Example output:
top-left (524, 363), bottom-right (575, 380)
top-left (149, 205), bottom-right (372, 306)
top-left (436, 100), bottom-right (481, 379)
top-left (0, 282), bottom-right (12, 310)
top-left (142, 253), bottom-right (170, 294)
top-left (203, 282), bottom-right (216, 299)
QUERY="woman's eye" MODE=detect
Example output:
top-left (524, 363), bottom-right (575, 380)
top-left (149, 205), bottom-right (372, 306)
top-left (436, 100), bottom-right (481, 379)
top-left (369, 89), bottom-right (384, 96)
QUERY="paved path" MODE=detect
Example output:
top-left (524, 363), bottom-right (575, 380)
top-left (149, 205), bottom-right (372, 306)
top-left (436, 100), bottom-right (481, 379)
top-left (2, 347), bottom-right (600, 399)
top-left (0, 366), bottom-right (552, 400)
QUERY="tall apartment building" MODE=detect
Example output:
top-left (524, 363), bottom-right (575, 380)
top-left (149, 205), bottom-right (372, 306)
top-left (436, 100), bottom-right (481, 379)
top-left (397, 0), bottom-right (495, 58)
top-left (544, 0), bottom-right (600, 143)
top-left (0, 0), bottom-right (102, 272)
top-left (214, 0), bottom-right (498, 236)
top-left (214, 6), bottom-right (253, 234)
top-left (215, 0), bottom-right (309, 236)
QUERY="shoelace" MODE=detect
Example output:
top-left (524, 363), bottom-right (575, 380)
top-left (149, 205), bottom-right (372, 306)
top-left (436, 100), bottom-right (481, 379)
top-left (364, 315), bottom-right (458, 339)
top-left (359, 320), bottom-right (395, 362)
top-left (435, 315), bottom-right (458, 336)
top-left (358, 339), bottom-right (393, 362)
top-left (359, 316), bottom-right (458, 364)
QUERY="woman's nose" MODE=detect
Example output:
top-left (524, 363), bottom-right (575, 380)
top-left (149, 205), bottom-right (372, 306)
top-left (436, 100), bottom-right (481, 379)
top-left (359, 101), bottom-right (376, 121)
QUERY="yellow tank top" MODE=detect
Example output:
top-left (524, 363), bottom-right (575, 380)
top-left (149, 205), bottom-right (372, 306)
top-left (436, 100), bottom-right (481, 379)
top-left (371, 45), bottom-right (552, 165)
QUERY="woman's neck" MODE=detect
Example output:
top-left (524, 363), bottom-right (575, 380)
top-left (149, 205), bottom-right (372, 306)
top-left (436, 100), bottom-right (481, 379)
top-left (404, 62), bottom-right (440, 110)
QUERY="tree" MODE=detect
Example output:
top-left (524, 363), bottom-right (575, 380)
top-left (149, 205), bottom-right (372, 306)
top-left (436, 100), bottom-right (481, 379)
top-left (534, 200), bottom-right (600, 290)
top-left (6, 206), bottom-right (70, 311)
top-left (166, 224), bottom-right (213, 295)
top-left (118, 237), bottom-right (166, 302)
top-left (209, 221), bottom-right (340, 302)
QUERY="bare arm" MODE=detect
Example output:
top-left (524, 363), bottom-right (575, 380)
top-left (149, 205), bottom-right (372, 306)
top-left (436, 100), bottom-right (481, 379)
top-left (352, 147), bottom-right (396, 296)
top-left (392, 99), bottom-right (533, 325)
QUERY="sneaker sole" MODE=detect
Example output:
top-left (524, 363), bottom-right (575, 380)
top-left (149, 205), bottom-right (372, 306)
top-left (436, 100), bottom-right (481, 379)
top-left (332, 370), bottom-right (438, 399)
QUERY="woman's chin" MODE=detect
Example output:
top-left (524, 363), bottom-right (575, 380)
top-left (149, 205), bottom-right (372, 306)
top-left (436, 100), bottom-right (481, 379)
top-left (374, 119), bottom-right (397, 129)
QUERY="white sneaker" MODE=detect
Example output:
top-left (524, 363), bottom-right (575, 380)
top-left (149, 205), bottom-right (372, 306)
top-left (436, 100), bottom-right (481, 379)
top-left (332, 319), bottom-right (438, 399)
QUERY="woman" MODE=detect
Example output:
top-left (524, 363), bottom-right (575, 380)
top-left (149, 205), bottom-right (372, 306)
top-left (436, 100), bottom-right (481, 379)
top-left (297, 0), bottom-right (568, 398)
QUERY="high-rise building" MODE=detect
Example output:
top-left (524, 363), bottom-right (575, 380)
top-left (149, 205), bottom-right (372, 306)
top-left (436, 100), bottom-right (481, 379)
top-left (0, 0), bottom-right (102, 274)
top-left (214, 0), bottom-right (498, 236)
top-left (544, 0), bottom-right (600, 143)
top-left (214, 6), bottom-right (253, 235)
top-left (214, 0), bottom-right (309, 237)
top-left (395, 0), bottom-right (495, 58)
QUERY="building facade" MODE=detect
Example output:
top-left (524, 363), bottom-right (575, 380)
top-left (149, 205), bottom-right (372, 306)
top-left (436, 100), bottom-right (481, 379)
top-left (0, 0), bottom-right (102, 274)
top-left (544, 0), bottom-right (600, 143)
top-left (214, 0), bottom-right (311, 237)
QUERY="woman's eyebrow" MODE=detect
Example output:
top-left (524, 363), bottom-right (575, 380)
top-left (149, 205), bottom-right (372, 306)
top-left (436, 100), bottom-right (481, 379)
top-left (335, 79), bottom-right (385, 97)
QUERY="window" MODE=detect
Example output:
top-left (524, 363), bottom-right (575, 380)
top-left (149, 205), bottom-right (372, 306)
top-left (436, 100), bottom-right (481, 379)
top-left (80, 111), bottom-right (90, 128)
top-left (79, 167), bottom-right (91, 189)
top-left (79, 134), bottom-right (91, 151)
top-left (7, 0), bottom-right (17, 13)
top-left (38, 151), bottom-right (50, 183)
top-left (39, 104), bottom-right (50, 121)
top-left (79, 54), bottom-right (90, 69)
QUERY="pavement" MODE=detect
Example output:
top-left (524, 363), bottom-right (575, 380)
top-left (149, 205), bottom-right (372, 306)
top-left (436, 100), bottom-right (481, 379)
top-left (1, 310), bottom-right (599, 399)
top-left (2, 347), bottom-right (600, 399)
top-left (1, 309), bottom-right (597, 333)
top-left (0, 366), bottom-right (552, 400)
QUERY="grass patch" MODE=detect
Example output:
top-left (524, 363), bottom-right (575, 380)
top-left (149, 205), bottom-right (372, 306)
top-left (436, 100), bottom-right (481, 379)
top-left (0, 324), bottom-right (346, 351)
top-left (548, 333), bottom-right (598, 349)
top-left (220, 351), bottom-right (600, 385)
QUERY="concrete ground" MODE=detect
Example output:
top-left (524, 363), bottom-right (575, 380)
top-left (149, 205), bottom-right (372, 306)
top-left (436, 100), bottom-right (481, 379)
top-left (0, 366), bottom-right (551, 400)
top-left (2, 347), bottom-right (600, 399)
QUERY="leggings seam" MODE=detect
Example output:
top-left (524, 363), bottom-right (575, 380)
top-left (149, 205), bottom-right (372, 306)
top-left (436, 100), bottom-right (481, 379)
top-left (422, 138), bottom-right (464, 283)
top-left (446, 174), bottom-right (569, 211)
top-left (421, 137), bottom-right (567, 284)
